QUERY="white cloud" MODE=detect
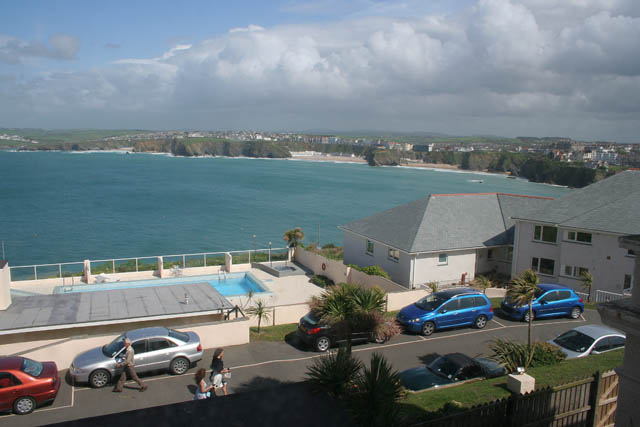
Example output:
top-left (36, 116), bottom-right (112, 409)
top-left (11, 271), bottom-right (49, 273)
top-left (2, 0), bottom-right (640, 141)
top-left (0, 34), bottom-right (80, 64)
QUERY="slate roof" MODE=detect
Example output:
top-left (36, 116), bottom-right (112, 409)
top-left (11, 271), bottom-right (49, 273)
top-left (340, 193), bottom-right (553, 253)
top-left (0, 282), bottom-right (233, 332)
top-left (512, 170), bottom-right (640, 235)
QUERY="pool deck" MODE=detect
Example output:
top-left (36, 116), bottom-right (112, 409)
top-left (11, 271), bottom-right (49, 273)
top-left (0, 282), bottom-right (234, 333)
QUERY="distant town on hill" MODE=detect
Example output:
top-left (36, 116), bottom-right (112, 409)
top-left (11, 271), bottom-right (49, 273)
top-left (1, 128), bottom-right (638, 188)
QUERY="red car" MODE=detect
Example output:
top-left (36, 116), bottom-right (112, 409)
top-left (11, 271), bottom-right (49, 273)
top-left (0, 357), bottom-right (60, 415)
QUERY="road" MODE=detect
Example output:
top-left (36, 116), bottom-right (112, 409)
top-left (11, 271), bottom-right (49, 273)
top-left (1, 309), bottom-right (600, 426)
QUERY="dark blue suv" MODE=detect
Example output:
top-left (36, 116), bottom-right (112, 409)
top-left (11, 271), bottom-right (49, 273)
top-left (396, 288), bottom-right (494, 336)
top-left (500, 283), bottom-right (584, 322)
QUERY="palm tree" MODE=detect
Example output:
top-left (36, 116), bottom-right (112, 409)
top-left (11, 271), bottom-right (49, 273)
top-left (351, 353), bottom-right (404, 427)
top-left (507, 269), bottom-right (540, 354)
top-left (306, 347), bottom-right (362, 398)
top-left (472, 275), bottom-right (492, 294)
top-left (246, 299), bottom-right (271, 333)
top-left (580, 271), bottom-right (593, 302)
top-left (310, 283), bottom-right (387, 353)
top-left (283, 227), bottom-right (305, 247)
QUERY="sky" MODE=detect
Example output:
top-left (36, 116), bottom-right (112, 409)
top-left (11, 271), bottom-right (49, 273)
top-left (0, 0), bottom-right (639, 142)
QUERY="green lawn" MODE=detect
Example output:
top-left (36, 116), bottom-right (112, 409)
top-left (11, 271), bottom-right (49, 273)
top-left (250, 323), bottom-right (298, 342)
top-left (398, 349), bottom-right (624, 423)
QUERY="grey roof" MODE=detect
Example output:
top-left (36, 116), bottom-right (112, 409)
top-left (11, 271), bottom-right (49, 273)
top-left (0, 282), bottom-right (233, 332)
top-left (513, 170), bottom-right (640, 234)
top-left (341, 193), bottom-right (553, 253)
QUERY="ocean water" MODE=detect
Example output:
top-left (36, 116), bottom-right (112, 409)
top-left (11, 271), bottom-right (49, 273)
top-left (0, 151), bottom-right (569, 266)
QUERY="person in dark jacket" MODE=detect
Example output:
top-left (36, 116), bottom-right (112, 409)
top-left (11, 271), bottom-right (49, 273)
top-left (210, 348), bottom-right (229, 396)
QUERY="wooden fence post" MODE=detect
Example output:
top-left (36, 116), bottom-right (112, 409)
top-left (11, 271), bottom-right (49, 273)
top-left (588, 371), bottom-right (602, 427)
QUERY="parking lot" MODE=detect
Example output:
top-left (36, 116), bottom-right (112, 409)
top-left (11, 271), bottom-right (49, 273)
top-left (1, 309), bottom-right (599, 426)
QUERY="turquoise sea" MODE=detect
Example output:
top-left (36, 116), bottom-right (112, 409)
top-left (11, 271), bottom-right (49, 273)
top-left (0, 151), bottom-right (569, 266)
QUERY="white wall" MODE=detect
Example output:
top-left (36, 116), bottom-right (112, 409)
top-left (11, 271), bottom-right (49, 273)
top-left (513, 221), bottom-right (636, 294)
top-left (413, 249), bottom-right (478, 286)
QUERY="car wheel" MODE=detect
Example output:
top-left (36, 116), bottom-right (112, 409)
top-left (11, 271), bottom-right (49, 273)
top-left (570, 307), bottom-right (582, 319)
top-left (13, 396), bottom-right (36, 415)
top-left (372, 333), bottom-right (386, 344)
top-left (170, 357), bottom-right (190, 375)
top-left (421, 321), bottom-right (435, 336)
top-left (314, 336), bottom-right (331, 352)
top-left (474, 315), bottom-right (488, 329)
top-left (523, 311), bottom-right (535, 323)
top-left (89, 369), bottom-right (111, 388)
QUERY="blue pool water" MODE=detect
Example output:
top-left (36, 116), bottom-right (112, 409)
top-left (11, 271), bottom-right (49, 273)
top-left (53, 273), bottom-right (268, 296)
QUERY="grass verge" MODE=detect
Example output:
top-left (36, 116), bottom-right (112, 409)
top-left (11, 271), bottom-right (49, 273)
top-left (250, 323), bottom-right (298, 342)
top-left (398, 349), bottom-right (624, 423)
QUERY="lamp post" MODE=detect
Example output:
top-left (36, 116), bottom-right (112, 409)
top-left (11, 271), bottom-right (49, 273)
top-left (252, 234), bottom-right (256, 264)
top-left (269, 241), bottom-right (272, 267)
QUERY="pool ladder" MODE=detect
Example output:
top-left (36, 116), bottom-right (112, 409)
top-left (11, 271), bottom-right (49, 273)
top-left (218, 269), bottom-right (227, 281)
top-left (63, 276), bottom-right (74, 293)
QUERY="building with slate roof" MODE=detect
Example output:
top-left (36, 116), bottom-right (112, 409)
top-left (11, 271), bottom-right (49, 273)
top-left (340, 193), bottom-right (553, 288)
top-left (511, 170), bottom-right (639, 297)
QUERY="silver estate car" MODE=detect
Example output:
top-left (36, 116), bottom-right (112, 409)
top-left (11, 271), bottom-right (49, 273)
top-left (70, 327), bottom-right (203, 388)
top-left (548, 325), bottom-right (625, 359)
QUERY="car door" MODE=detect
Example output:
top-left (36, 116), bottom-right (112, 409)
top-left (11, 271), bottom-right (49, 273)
top-left (457, 296), bottom-right (477, 325)
top-left (592, 336), bottom-right (625, 355)
top-left (436, 299), bottom-right (461, 328)
top-left (537, 291), bottom-right (558, 317)
top-left (555, 291), bottom-right (573, 316)
top-left (0, 372), bottom-right (22, 411)
top-left (146, 338), bottom-right (178, 371)
top-left (131, 339), bottom-right (151, 373)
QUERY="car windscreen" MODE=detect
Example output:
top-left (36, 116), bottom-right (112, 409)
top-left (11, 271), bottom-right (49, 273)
top-left (427, 356), bottom-right (463, 379)
top-left (416, 294), bottom-right (448, 311)
top-left (103, 334), bottom-right (126, 357)
top-left (554, 330), bottom-right (595, 353)
top-left (20, 358), bottom-right (44, 377)
top-left (168, 329), bottom-right (190, 343)
top-left (302, 312), bottom-right (320, 326)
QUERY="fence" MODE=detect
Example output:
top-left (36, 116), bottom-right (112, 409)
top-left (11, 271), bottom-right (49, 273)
top-left (412, 370), bottom-right (618, 427)
top-left (9, 247), bottom-right (289, 282)
top-left (594, 290), bottom-right (630, 303)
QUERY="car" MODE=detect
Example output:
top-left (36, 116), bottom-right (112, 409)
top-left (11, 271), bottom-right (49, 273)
top-left (399, 353), bottom-right (505, 391)
top-left (396, 288), bottom-right (493, 336)
top-left (0, 356), bottom-right (60, 415)
top-left (548, 325), bottom-right (625, 359)
top-left (500, 283), bottom-right (584, 322)
top-left (70, 327), bottom-right (203, 388)
top-left (296, 311), bottom-right (386, 352)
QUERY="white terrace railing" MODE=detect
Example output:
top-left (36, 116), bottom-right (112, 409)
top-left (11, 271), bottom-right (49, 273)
top-left (594, 289), bottom-right (632, 303)
top-left (9, 247), bottom-right (289, 282)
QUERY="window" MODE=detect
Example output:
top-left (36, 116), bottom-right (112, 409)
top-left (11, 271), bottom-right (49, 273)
top-left (458, 297), bottom-right (475, 309)
top-left (566, 231), bottom-right (592, 244)
top-left (540, 291), bottom-right (558, 302)
top-left (388, 247), bottom-right (399, 262)
top-left (532, 257), bottom-right (555, 276)
top-left (557, 291), bottom-right (571, 301)
top-left (132, 340), bottom-right (147, 354)
top-left (148, 338), bottom-right (175, 352)
top-left (440, 300), bottom-right (459, 312)
top-left (507, 247), bottom-right (513, 261)
top-left (628, 250), bottom-right (636, 257)
top-left (474, 296), bottom-right (488, 307)
top-left (534, 225), bottom-right (557, 243)
top-left (438, 253), bottom-right (448, 265)
top-left (0, 373), bottom-right (21, 388)
top-left (624, 274), bottom-right (633, 291)
top-left (609, 336), bottom-right (625, 349)
top-left (487, 249), bottom-right (494, 260)
top-left (562, 265), bottom-right (589, 278)
top-left (366, 240), bottom-right (374, 255)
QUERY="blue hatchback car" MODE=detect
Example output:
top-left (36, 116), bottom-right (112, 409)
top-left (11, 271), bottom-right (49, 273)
top-left (396, 288), bottom-right (494, 336)
top-left (500, 283), bottom-right (584, 322)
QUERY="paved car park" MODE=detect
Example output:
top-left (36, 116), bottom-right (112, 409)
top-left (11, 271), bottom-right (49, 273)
top-left (1, 309), bottom-right (599, 426)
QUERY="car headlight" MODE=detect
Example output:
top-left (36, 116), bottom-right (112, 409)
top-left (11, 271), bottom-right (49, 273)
top-left (412, 318), bottom-right (422, 323)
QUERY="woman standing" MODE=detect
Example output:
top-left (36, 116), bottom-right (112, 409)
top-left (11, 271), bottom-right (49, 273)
top-left (193, 368), bottom-right (214, 400)
top-left (210, 348), bottom-right (230, 396)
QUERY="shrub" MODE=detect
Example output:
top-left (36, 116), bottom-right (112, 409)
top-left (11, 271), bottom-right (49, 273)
top-left (310, 275), bottom-right (334, 288)
top-left (373, 316), bottom-right (403, 342)
top-left (359, 265), bottom-right (390, 279)
top-left (426, 282), bottom-right (438, 293)
top-left (489, 339), bottom-right (567, 373)
top-left (306, 347), bottom-right (362, 398)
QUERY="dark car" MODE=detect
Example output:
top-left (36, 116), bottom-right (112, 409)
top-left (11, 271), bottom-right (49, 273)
top-left (296, 311), bottom-right (385, 352)
top-left (396, 288), bottom-right (493, 336)
top-left (500, 283), bottom-right (584, 322)
top-left (399, 353), bottom-right (505, 391)
top-left (0, 356), bottom-right (60, 415)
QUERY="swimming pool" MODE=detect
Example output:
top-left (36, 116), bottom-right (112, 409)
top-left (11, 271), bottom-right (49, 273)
top-left (53, 272), bottom-right (269, 296)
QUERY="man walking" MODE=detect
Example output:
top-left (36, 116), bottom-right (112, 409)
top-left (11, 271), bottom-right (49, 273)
top-left (113, 338), bottom-right (147, 392)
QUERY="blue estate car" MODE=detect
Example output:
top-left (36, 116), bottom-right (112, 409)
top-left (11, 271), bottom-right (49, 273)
top-left (500, 283), bottom-right (584, 322)
top-left (397, 288), bottom-right (494, 336)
